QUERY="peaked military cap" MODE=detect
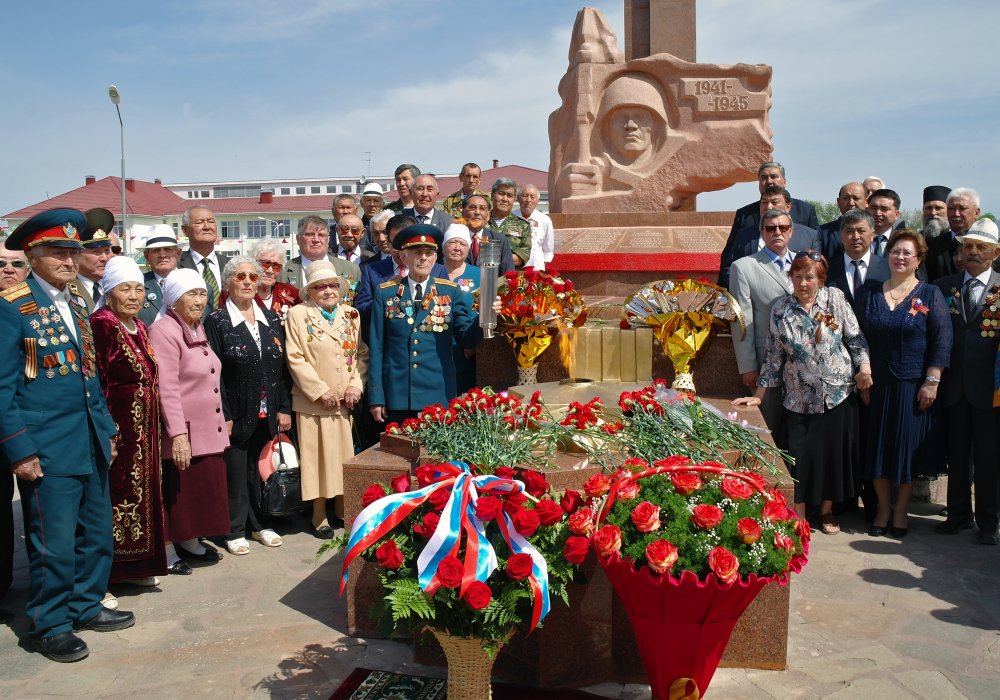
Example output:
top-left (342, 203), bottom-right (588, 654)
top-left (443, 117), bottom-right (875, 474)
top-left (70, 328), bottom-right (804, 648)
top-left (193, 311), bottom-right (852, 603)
top-left (392, 223), bottom-right (442, 251)
top-left (81, 208), bottom-right (116, 248)
top-left (5, 208), bottom-right (86, 250)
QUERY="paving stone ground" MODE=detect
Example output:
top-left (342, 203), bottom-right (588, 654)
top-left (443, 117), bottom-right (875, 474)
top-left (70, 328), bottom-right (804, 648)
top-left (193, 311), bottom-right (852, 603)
top-left (1, 494), bottom-right (997, 699)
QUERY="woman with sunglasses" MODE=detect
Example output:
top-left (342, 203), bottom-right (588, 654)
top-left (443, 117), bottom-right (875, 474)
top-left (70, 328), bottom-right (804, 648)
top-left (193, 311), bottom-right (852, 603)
top-left (734, 250), bottom-right (872, 535)
top-left (860, 230), bottom-right (951, 538)
top-left (218, 240), bottom-right (300, 322)
top-left (284, 260), bottom-right (368, 537)
top-left (205, 257), bottom-right (292, 555)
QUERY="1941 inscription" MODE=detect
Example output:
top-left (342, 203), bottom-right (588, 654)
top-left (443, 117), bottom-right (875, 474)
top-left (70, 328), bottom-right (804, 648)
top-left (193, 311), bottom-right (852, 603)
top-left (681, 77), bottom-right (766, 116)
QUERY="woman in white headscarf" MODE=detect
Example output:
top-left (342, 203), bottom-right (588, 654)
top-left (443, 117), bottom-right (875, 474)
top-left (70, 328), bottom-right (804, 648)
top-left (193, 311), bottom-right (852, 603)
top-left (441, 224), bottom-right (481, 393)
top-left (148, 269), bottom-right (231, 575)
top-left (90, 257), bottom-right (168, 588)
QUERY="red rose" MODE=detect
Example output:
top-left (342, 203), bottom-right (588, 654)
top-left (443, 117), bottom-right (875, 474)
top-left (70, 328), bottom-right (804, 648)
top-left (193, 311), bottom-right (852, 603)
top-left (671, 472), bottom-right (702, 495)
top-left (561, 489), bottom-right (584, 513)
top-left (563, 536), bottom-right (590, 565)
top-left (794, 516), bottom-right (811, 542)
top-left (630, 501), bottom-right (661, 533)
top-left (390, 473), bottom-right (411, 493)
top-left (413, 511), bottom-right (441, 539)
top-left (691, 504), bottom-right (724, 529)
top-left (436, 555), bottom-right (464, 588)
top-left (708, 546), bottom-right (740, 584)
top-left (475, 495), bottom-right (502, 522)
top-left (736, 518), bottom-right (762, 544)
top-left (534, 499), bottom-right (563, 526)
top-left (512, 507), bottom-right (541, 537)
top-left (774, 531), bottom-right (795, 552)
top-left (361, 484), bottom-right (387, 508)
top-left (762, 498), bottom-right (792, 523)
top-left (645, 539), bottom-right (679, 574)
top-left (568, 507), bottom-right (595, 535)
top-left (583, 474), bottom-right (612, 497)
top-left (463, 581), bottom-right (492, 610)
top-left (503, 490), bottom-right (529, 516)
top-left (657, 454), bottom-right (692, 468)
top-left (506, 553), bottom-right (534, 580)
top-left (617, 480), bottom-right (641, 500)
top-left (429, 488), bottom-right (451, 512)
top-left (375, 540), bottom-right (403, 569)
top-left (521, 470), bottom-right (550, 497)
top-left (720, 477), bottom-right (753, 501)
top-left (494, 466), bottom-right (516, 479)
top-left (592, 525), bottom-right (623, 557)
top-left (414, 465), bottom-right (436, 487)
top-left (623, 457), bottom-right (650, 471)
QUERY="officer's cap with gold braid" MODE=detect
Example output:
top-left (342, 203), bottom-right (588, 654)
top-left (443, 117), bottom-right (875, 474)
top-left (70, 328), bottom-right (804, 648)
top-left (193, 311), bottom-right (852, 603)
top-left (392, 223), bottom-right (442, 252)
top-left (81, 208), bottom-right (115, 248)
top-left (6, 208), bottom-right (85, 251)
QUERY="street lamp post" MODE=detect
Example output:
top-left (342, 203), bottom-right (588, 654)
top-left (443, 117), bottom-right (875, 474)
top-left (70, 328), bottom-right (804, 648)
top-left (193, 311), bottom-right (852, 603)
top-left (108, 85), bottom-right (127, 254)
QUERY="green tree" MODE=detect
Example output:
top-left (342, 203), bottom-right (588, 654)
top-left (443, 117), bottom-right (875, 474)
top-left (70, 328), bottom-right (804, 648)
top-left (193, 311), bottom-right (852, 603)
top-left (806, 200), bottom-right (840, 225)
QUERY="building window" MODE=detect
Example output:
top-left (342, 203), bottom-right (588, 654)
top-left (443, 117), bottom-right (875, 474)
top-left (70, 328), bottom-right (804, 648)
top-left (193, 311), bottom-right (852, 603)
top-left (325, 219), bottom-right (337, 231)
top-left (296, 187), bottom-right (306, 195)
top-left (247, 220), bottom-right (267, 238)
top-left (200, 190), bottom-right (209, 198)
top-left (272, 219), bottom-right (291, 237)
top-left (280, 187), bottom-right (290, 195)
top-left (311, 186), bottom-right (321, 194)
top-left (326, 186), bottom-right (336, 193)
top-left (213, 186), bottom-right (260, 198)
top-left (220, 221), bottom-right (241, 239)
top-left (341, 184), bottom-right (353, 193)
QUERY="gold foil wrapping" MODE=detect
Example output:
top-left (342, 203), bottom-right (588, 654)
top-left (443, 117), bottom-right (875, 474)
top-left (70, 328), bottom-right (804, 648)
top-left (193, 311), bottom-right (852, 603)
top-left (501, 326), bottom-right (555, 369)
top-left (600, 327), bottom-right (622, 381)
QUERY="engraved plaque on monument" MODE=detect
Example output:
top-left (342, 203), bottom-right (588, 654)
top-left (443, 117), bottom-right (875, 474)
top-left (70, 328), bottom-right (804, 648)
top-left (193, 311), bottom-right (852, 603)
top-left (548, 7), bottom-right (773, 214)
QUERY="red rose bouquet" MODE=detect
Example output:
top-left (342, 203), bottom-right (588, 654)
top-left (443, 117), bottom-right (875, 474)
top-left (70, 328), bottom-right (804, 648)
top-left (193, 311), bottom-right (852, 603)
top-left (337, 461), bottom-right (582, 659)
top-left (577, 456), bottom-right (809, 699)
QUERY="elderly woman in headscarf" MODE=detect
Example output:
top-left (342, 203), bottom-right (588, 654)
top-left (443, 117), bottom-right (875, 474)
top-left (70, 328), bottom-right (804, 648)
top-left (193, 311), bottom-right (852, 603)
top-left (149, 269), bottom-right (231, 575)
top-left (205, 256), bottom-right (291, 555)
top-left (90, 256), bottom-right (167, 588)
top-left (284, 260), bottom-right (368, 537)
top-left (441, 223), bottom-right (481, 393)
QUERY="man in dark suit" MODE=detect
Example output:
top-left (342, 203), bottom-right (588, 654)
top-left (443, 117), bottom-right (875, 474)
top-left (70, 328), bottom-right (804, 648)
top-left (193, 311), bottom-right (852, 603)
top-left (721, 161), bottom-right (819, 269)
top-left (817, 182), bottom-right (866, 260)
top-left (934, 218), bottom-right (1000, 545)
top-left (462, 195), bottom-right (515, 274)
top-left (364, 209), bottom-right (394, 265)
top-left (926, 187), bottom-right (981, 282)
top-left (826, 209), bottom-right (891, 315)
top-left (279, 215), bottom-right (360, 296)
top-left (0, 209), bottom-right (132, 662)
top-left (137, 225), bottom-right (181, 326)
top-left (403, 174), bottom-right (453, 233)
top-left (177, 205), bottom-right (233, 315)
top-left (719, 186), bottom-right (819, 289)
top-left (728, 209), bottom-right (797, 449)
top-left (332, 214), bottom-right (376, 266)
top-left (866, 188), bottom-right (907, 257)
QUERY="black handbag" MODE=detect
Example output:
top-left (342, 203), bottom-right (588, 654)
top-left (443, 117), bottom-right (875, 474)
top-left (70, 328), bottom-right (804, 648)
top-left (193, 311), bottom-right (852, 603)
top-left (258, 437), bottom-right (304, 517)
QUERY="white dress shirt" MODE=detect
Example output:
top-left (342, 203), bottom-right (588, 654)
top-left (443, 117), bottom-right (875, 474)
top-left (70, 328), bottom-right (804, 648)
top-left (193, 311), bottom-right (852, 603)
top-left (842, 251), bottom-right (873, 296)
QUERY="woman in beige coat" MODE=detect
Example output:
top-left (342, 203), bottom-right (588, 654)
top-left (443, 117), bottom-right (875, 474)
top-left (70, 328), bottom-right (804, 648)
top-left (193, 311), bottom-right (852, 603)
top-left (284, 260), bottom-right (368, 538)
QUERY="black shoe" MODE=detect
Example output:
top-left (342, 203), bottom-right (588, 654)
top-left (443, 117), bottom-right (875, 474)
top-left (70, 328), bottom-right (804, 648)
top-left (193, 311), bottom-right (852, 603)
top-left (979, 529), bottom-right (1000, 546)
top-left (312, 524), bottom-right (334, 539)
top-left (168, 560), bottom-right (193, 575)
top-left (934, 518), bottom-right (974, 535)
top-left (75, 608), bottom-right (135, 632)
top-left (176, 543), bottom-right (222, 562)
top-left (32, 632), bottom-right (89, 662)
top-left (939, 506), bottom-right (949, 517)
top-left (889, 527), bottom-right (908, 538)
top-left (868, 524), bottom-right (887, 537)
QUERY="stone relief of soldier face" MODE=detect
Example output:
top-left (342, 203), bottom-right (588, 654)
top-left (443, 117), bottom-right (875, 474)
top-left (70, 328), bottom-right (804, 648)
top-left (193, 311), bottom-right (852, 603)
top-left (595, 74), bottom-right (670, 173)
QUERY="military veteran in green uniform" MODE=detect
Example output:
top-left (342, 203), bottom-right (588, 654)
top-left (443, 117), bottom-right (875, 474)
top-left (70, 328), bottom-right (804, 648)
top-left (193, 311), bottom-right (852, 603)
top-left (368, 224), bottom-right (488, 424)
top-left (0, 209), bottom-right (132, 663)
top-left (489, 177), bottom-right (533, 268)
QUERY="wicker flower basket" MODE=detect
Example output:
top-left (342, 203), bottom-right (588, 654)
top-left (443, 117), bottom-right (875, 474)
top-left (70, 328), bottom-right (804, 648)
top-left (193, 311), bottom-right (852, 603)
top-left (429, 628), bottom-right (507, 700)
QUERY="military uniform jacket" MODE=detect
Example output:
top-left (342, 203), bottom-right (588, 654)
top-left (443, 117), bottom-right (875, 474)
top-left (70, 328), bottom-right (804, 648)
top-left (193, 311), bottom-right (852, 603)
top-left (441, 189), bottom-right (492, 219)
top-left (935, 270), bottom-right (1000, 409)
top-left (0, 276), bottom-right (117, 473)
top-left (490, 215), bottom-right (533, 267)
top-left (368, 277), bottom-right (480, 411)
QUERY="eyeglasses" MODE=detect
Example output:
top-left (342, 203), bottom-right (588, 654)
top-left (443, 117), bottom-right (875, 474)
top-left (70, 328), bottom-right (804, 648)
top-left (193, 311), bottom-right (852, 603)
top-left (763, 224), bottom-right (792, 233)
top-left (0, 260), bottom-right (27, 269)
top-left (794, 250), bottom-right (824, 263)
top-left (888, 250), bottom-right (916, 259)
top-left (338, 225), bottom-right (363, 234)
top-left (111, 246), bottom-right (123, 255)
top-left (257, 260), bottom-right (282, 272)
top-left (233, 272), bottom-right (259, 282)
top-left (312, 283), bottom-right (340, 292)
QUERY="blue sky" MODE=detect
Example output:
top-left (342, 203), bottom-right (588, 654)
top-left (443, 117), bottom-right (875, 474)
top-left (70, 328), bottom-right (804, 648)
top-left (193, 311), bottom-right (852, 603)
top-left (3, 0), bottom-right (999, 218)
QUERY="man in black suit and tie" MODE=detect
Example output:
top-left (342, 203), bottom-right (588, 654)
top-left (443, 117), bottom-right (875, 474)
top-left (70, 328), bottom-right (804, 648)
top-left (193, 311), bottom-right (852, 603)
top-left (462, 195), bottom-right (515, 274)
top-left (177, 205), bottom-right (232, 315)
top-left (926, 187), bottom-right (981, 282)
top-left (826, 209), bottom-right (890, 315)
top-left (333, 214), bottom-right (376, 266)
top-left (817, 182), bottom-right (867, 260)
top-left (866, 189), bottom-right (906, 258)
top-left (719, 186), bottom-right (819, 289)
top-left (721, 161), bottom-right (819, 270)
top-left (934, 218), bottom-right (1000, 545)
top-left (404, 174), bottom-right (452, 233)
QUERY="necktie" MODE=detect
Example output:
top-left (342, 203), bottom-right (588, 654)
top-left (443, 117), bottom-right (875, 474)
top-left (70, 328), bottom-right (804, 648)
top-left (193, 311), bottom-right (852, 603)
top-left (414, 283), bottom-right (422, 301)
top-left (201, 258), bottom-right (220, 307)
top-left (851, 260), bottom-right (864, 296)
top-left (93, 284), bottom-right (102, 304)
top-left (775, 258), bottom-right (784, 272)
top-left (418, 214), bottom-right (429, 224)
top-left (964, 278), bottom-right (978, 318)
top-left (471, 235), bottom-right (480, 263)
top-left (873, 235), bottom-right (886, 257)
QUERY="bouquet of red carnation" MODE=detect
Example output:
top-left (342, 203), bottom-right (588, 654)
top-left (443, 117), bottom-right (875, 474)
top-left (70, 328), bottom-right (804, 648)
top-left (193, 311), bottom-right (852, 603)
top-left (338, 461), bottom-right (582, 658)
top-left (573, 455), bottom-right (808, 699)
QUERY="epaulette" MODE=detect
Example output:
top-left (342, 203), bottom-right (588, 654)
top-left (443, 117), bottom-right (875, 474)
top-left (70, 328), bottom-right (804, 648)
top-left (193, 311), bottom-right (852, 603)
top-left (433, 277), bottom-right (458, 287)
top-left (66, 282), bottom-right (86, 304)
top-left (380, 278), bottom-right (401, 288)
top-left (0, 282), bottom-right (30, 303)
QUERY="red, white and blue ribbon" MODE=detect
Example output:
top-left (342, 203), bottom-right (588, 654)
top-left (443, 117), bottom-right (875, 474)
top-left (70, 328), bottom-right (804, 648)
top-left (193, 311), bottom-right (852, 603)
top-left (340, 461), bottom-right (552, 631)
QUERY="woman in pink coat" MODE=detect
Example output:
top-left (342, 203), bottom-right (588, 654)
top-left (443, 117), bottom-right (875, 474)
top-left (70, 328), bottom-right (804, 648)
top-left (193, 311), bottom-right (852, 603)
top-left (149, 269), bottom-right (230, 575)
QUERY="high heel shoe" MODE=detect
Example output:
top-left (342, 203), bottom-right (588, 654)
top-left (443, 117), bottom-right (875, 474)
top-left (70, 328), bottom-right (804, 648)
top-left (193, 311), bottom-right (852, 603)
top-left (889, 526), bottom-right (908, 538)
top-left (868, 524), bottom-right (887, 537)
